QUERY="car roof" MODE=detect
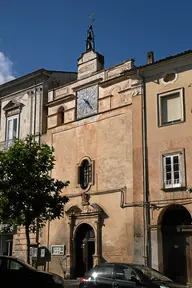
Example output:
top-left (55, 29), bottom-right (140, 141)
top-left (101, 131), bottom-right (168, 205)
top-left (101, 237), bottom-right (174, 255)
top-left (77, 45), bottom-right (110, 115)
top-left (99, 263), bottom-right (147, 268)
top-left (0, 255), bottom-right (20, 261)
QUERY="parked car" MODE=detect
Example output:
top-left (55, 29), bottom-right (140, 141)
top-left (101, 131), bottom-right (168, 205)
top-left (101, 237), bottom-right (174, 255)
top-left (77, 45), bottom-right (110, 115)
top-left (0, 255), bottom-right (64, 288)
top-left (79, 262), bottom-right (187, 288)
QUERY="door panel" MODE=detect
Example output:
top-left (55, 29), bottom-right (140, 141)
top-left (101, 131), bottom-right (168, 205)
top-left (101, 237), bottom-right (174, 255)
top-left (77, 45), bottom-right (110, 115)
top-left (95, 264), bottom-right (114, 288)
top-left (96, 277), bottom-right (113, 288)
top-left (114, 264), bottom-right (141, 288)
top-left (186, 233), bottom-right (192, 283)
top-left (114, 279), bottom-right (137, 288)
top-left (163, 232), bottom-right (187, 283)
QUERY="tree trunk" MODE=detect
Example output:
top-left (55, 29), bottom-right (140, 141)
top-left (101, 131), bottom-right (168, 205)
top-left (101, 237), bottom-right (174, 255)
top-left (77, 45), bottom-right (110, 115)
top-left (35, 218), bottom-right (39, 269)
top-left (25, 224), bottom-right (30, 264)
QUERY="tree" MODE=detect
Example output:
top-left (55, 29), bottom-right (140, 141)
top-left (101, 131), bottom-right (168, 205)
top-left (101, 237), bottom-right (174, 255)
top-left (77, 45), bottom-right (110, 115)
top-left (0, 136), bottom-right (69, 264)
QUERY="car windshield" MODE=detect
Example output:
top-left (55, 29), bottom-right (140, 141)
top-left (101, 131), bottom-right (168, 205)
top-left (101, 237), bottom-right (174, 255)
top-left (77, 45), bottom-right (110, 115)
top-left (134, 265), bottom-right (172, 282)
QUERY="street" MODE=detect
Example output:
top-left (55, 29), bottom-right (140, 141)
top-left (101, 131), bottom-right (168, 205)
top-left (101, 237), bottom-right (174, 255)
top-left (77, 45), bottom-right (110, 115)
top-left (64, 279), bottom-right (80, 288)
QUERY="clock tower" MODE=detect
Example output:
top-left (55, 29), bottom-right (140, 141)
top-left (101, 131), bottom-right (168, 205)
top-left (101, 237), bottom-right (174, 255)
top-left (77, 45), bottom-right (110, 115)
top-left (77, 50), bottom-right (104, 80)
top-left (77, 20), bottom-right (104, 80)
top-left (76, 19), bottom-right (104, 119)
top-left (46, 14), bottom-right (140, 279)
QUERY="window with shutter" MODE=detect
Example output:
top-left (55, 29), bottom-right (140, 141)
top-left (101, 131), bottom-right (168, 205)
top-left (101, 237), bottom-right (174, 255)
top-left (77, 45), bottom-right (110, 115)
top-left (77, 157), bottom-right (94, 191)
top-left (6, 115), bottom-right (19, 149)
top-left (163, 153), bottom-right (182, 189)
top-left (6, 115), bottom-right (19, 141)
top-left (158, 88), bottom-right (184, 126)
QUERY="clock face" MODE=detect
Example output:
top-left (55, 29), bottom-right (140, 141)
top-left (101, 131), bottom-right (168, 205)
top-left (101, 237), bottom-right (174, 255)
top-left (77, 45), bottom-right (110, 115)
top-left (76, 85), bottom-right (98, 120)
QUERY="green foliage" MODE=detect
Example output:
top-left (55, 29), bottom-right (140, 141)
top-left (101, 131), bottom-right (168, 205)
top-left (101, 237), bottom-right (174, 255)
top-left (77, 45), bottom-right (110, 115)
top-left (0, 135), bottom-right (69, 233)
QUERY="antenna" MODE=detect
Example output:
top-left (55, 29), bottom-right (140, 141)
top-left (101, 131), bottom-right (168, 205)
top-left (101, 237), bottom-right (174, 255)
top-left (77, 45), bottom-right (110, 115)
top-left (89, 13), bottom-right (95, 26)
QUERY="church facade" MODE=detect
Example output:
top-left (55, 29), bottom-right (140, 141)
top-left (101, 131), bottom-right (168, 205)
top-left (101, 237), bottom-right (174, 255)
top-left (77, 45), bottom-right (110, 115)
top-left (42, 46), bottom-right (144, 278)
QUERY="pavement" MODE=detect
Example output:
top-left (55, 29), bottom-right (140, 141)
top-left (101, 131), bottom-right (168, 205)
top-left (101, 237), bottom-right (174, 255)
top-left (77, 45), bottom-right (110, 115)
top-left (64, 279), bottom-right (80, 288)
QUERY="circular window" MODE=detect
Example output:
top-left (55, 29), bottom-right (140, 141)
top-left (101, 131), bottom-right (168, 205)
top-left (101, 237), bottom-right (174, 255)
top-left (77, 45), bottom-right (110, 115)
top-left (163, 73), bottom-right (176, 83)
top-left (162, 71), bottom-right (177, 85)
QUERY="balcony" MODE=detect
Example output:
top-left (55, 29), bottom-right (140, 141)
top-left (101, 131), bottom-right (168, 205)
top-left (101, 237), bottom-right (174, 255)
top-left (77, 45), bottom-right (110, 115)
top-left (0, 140), bottom-right (15, 152)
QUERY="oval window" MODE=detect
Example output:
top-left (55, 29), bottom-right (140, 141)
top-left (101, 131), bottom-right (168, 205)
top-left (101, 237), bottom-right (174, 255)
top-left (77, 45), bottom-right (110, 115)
top-left (80, 159), bottom-right (90, 190)
top-left (163, 73), bottom-right (176, 83)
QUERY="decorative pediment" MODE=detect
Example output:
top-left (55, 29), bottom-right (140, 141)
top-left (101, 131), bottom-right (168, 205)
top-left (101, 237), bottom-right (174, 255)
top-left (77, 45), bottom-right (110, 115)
top-left (65, 203), bottom-right (104, 216)
top-left (91, 203), bottom-right (104, 213)
top-left (3, 100), bottom-right (24, 112)
top-left (65, 205), bottom-right (82, 215)
top-left (3, 100), bottom-right (24, 116)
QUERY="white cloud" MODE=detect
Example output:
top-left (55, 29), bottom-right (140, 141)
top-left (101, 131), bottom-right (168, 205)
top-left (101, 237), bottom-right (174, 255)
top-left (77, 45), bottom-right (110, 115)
top-left (0, 52), bottom-right (15, 85)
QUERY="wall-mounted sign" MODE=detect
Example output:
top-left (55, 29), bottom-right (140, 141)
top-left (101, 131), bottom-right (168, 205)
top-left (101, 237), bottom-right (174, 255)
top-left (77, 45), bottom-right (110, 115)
top-left (51, 245), bottom-right (65, 256)
top-left (30, 247), bottom-right (46, 258)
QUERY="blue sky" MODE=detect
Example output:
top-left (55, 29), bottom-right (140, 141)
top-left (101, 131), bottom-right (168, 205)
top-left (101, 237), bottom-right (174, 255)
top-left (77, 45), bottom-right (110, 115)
top-left (0, 0), bottom-right (192, 82)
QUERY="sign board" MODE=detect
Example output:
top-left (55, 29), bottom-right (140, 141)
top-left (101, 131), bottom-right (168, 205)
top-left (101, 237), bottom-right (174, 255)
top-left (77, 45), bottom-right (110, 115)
top-left (40, 248), bottom-right (45, 258)
top-left (51, 245), bottom-right (65, 256)
top-left (30, 247), bottom-right (37, 258)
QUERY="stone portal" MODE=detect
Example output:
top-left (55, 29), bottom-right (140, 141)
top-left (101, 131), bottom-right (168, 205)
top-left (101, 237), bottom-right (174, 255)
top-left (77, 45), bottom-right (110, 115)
top-left (65, 199), bottom-right (104, 279)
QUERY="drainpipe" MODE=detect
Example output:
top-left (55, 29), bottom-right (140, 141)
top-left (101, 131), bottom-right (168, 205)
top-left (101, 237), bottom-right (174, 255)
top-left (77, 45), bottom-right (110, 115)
top-left (38, 86), bottom-right (43, 145)
top-left (47, 131), bottom-right (54, 272)
top-left (137, 69), bottom-right (151, 267)
top-left (33, 81), bottom-right (37, 138)
top-left (30, 91), bottom-right (33, 135)
top-left (33, 81), bottom-right (40, 269)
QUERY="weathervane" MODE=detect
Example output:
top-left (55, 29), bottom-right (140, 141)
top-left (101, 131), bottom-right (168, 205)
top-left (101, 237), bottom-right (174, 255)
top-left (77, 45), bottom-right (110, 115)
top-left (86, 13), bottom-right (95, 52)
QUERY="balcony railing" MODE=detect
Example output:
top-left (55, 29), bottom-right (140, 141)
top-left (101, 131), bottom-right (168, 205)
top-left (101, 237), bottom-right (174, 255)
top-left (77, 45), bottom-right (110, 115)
top-left (0, 139), bottom-right (15, 152)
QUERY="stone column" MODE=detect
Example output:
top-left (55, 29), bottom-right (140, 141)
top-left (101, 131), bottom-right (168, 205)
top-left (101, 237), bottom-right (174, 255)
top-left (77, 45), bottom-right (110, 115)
top-left (35, 86), bottom-right (43, 144)
top-left (151, 226), bottom-right (161, 271)
top-left (66, 215), bottom-right (75, 279)
top-left (93, 216), bottom-right (101, 266)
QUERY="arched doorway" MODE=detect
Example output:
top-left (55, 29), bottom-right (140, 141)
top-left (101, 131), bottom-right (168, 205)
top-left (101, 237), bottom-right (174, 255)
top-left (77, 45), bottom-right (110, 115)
top-left (75, 223), bottom-right (95, 278)
top-left (160, 204), bottom-right (191, 284)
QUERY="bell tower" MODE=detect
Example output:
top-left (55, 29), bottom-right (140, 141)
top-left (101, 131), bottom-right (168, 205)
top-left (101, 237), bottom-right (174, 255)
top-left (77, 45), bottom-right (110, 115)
top-left (77, 15), bottom-right (104, 80)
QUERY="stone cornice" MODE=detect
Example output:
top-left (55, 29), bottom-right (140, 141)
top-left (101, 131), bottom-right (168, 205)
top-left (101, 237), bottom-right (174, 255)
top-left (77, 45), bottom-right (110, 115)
top-left (100, 69), bottom-right (137, 88)
top-left (73, 78), bottom-right (103, 91)
top-left (46, 94), bottom-right (75, 107)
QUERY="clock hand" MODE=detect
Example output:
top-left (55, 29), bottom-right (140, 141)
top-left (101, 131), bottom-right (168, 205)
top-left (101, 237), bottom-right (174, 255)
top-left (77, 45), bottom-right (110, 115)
top-left (83, 98), bottom-right (93, 109)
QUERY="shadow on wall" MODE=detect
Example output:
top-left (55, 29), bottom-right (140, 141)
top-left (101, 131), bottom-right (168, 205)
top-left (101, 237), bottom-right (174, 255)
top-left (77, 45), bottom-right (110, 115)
top-left (58, 255), bottom-right (68, 278)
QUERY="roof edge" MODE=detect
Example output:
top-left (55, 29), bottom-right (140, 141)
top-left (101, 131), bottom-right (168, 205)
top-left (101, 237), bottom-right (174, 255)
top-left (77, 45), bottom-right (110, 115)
top-left (139, 50), bottom-right (192, 70)
top-left (0, 68), bottom-right (77, 91)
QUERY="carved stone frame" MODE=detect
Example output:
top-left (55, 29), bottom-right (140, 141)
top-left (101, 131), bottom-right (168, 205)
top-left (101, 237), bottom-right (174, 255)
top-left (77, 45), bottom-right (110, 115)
top-left (3, 100), bottom-right (24, 117)
top-left (65, 204), bottom-right (103, 279)
top-left (76, 156), bottom-right (95, 192)
top-left (3, 100), bottom-right (24, 144)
